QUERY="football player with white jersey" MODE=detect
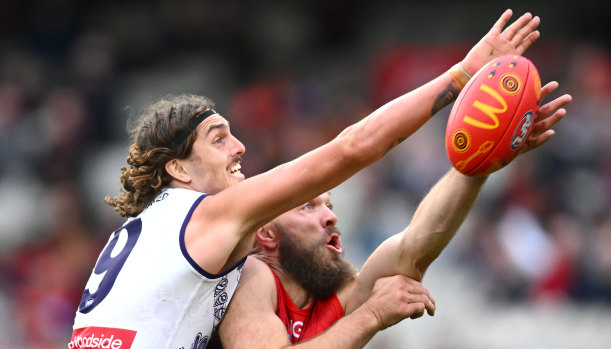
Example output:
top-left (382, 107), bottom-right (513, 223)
top-left (71, 9), bottom-right (555, 349)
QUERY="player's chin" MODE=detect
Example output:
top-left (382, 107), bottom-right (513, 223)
top-left (229, 171), bottom-right (245, 182)
top-left (225, 174), bottom-right (245, 188)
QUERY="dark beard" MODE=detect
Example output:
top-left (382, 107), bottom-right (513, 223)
top-left (277, 225), bottom-right (356, 300)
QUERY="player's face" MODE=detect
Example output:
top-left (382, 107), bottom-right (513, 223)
top-left (183, 114), bottom-right (246, 194)
top-left (276, 192), bottom-right (341, 257)
top-left (274, 193), bottom-right (355, 298)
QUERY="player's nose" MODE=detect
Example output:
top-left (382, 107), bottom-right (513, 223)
top-left (230, 134), bottom-right (245, 156)
top-left (323, 210), bottom-right (337, 228)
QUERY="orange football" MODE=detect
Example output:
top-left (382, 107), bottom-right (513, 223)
top-left (445, 55), bottom-right (542, 176)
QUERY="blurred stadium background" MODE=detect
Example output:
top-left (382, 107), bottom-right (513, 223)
top-left (0, 1), bottom-right (609, 348)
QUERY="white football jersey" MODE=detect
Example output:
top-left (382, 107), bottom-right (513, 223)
top-left (70, 188), bottom-right (245, 349)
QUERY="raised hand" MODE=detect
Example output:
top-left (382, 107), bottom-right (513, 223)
top-left (519, 81), bottom-right (572, 154)
top-left (461, 9), bottom-right (541, 76)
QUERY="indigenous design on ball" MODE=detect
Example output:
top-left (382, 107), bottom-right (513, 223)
top-left (455, 140), bottom-right (494, 172)
top-left (499, 73), bottom-right (521, 95)
top-left (451, 130), bottom-right (471, 152)
top-left (487, 61), bottom-right (502, 78)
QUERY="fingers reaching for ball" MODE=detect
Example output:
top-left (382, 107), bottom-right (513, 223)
top-left (536, 82), bottom-right (572, 123)
top-left (520, 83), bottom-right (573, 154)
top-left (461, 9), bottom-right (541, 76)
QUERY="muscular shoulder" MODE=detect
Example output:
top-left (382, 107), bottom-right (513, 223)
top-left (219, 257), bottom-right (294, 348)
top-left (242, 257), bottom-right (274, 285)
top-left (233, 256), bottom-right (277, 307)
top-left (219, 256), bottom-right (278, 340)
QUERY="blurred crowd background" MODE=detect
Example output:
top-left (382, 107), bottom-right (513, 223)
top-left (0, 1), bottom-right (609, 348)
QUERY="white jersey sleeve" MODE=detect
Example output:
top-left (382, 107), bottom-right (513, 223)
top-left (70, 188), bottom-right (245, 349)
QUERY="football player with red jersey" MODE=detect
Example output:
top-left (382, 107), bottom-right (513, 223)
top-left (217, 11), bottom-right (572, 349)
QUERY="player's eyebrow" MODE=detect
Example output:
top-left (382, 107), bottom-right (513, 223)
top-left (205, 122), bottom-right (229, 136)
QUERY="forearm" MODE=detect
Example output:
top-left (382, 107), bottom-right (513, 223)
top-left (404, 168), bottom-right (487, 279)
top-left (351, 169), bottom-right (486, 309)
top-left (345, 70), bottom-right (461, 160)
top-left (240, 68), bottom-right (464, 232)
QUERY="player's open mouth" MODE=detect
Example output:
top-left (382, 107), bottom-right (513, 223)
top-left (228, 161), bottom-right (245, 180)
top-left (325, 233), bottom-right (342, 254)
top-left (228, 162), bottom-right (241, 174)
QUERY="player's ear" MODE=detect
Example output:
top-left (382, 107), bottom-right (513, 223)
top-left (165, 158), bottom-right (191, 183)
top-left (255, 225), bottom-right (278, 250)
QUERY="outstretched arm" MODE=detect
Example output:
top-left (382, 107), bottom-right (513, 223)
top-left (244, 8), bottom-right (543, 224)
top-left (218, 258), bottom-right (435, 349)
top-left (192, 9), bottom-right (543, 274)
top-left (348, 81), bottom-right (572, 312)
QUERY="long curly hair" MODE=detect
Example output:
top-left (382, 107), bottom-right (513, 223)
top-left (105, 94), bottom-right (215, 217)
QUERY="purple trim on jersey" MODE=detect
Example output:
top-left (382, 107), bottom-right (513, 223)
top-left (179, 194), bottom-right (247, 278)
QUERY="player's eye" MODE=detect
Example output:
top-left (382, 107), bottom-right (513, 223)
top-left (302, 203), bottom-right (313, 210)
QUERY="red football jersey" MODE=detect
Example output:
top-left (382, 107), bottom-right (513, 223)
top-left (270, 267), bottom-right (344, 343)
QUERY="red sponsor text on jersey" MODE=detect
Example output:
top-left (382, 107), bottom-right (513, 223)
top-left (69, 326), bottom-right (137, 349)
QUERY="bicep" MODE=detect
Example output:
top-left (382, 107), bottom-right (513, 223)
top-left (187, 143), bottom-right (357, 270)
top-left (199, 138), bottom-right (366, 237)
top-left (230, 142), bottom-right (363, 231)
top-left (219, 301), bottom-right (289, 349)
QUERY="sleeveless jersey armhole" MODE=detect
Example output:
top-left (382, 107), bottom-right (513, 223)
top-left (179, 194), bottom-right (247, 279)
